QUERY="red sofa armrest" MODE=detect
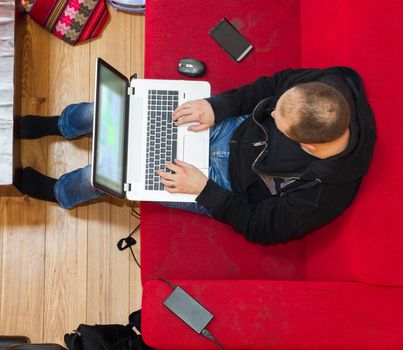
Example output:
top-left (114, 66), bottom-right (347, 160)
top-left (142, 280), bottom-right (403, 350)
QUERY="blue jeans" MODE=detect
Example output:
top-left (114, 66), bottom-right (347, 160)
top-left (55, 102), bottom-right (105, 209)
top-left (54, 102), bottom-right (250, 212)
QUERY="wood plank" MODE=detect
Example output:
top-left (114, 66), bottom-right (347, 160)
top-left (0, 197), bottom-right (46, 341)
top-left (129, 14), bottom-right (145, 313)
top-left (130, 14), bottom-right (145, 80)
top-left (0, 17), bottom-right (49, 342)
top-left (87, 7), bottom-right (135, 325)
top-left (43, 35), bottom-right (90, 344)
top-left (129, 204), bottom-right (142, 312)
top-left (21, 17), bottom-right (49, 171)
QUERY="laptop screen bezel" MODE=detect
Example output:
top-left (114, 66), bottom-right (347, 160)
top-left (92, 57), bottom-right (130, 199)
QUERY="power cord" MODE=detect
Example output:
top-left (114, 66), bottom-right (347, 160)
top-left (131, 203), bottom-right (141, 219)
top-left (201, 329), bottom-right (224, 350)
top-left (117, 202), bottom-right (141, 268)
top-left (159, 278), bottom-right (177, 289)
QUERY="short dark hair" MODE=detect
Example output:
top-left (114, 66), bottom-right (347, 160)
top-left (279, 82), bottom-right (350, 143)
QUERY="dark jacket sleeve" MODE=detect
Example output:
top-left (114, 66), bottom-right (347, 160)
top-left (206, 69), bottom-right (293, 124)
top-left (196, 179), bottom-right (325, 244)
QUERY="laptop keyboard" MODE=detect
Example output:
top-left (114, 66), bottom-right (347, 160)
top-left (145, 89), bottom-right (179, 190)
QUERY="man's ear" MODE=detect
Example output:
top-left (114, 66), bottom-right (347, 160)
top-left (300, 143), bottom-right (317, 152)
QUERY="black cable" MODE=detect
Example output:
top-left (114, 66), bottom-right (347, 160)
top-left (131, 201), bottom-right (141, 219)
top-left (158, 278), bottom-right (177, 289)
top-left (117, 222), bottom-right (141, 269)
top-left (129, 223), bottom-right (141, 268)
top-left (202, 329), bottom-right (224, 350)
top-left (129, 202), bottom-right (141, 268)
top-left (131, 207), bottom-right (141, 219)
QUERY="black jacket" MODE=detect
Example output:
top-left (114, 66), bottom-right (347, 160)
top-left (196, 67), bottom-right (376, 244)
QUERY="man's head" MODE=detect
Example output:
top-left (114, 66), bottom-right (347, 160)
top-left (271, 82), bottom-right (350, 144)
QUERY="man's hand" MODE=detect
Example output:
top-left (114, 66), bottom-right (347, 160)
top-left (172, 99), bottom-right (214, 132)
top-left (157, 159), bottom-right (208, 195)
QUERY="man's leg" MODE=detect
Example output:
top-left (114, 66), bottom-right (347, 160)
top-left (17, 165), bottom-right (106, 208)
top-left (17, 102), bottom-right (105, 207)
top-left (19, 102), bottom-right (94, 139)
top-left (58, 102), bottom-right (94, 139)
top-left (160, 114), bottom-right (251, 216)
top-left (54, 165), bottom-right (106, 209)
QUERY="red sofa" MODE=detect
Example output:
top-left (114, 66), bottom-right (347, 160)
top-left (140, 1), bottom-right (403, 349)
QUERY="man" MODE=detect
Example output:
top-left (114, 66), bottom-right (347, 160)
top-left (17, 66), bottom-right (376, 244)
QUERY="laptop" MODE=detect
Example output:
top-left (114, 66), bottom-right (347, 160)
top-left (91, 58), bottom-right (211, 202)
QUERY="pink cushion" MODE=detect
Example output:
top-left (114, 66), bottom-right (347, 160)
top-left (142, 280), bottom-right (403, 349)
top-left (29, 0), bottom-right (109, 45)
top-left (301, 0), bottom-right (403, 286)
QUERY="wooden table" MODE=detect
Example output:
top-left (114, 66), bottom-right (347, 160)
top-left (0, 0), bottom-right (24, 195)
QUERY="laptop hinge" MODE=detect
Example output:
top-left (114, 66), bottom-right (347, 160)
top-left (128, 87), bottom-right (135, 95)
top-left (124, 183), bottom-right (132, 192)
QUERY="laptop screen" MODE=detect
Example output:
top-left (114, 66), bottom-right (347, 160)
top-left (92, 58), bottom-right (129, 198)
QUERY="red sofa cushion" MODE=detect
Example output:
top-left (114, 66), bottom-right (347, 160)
top-left (141, 202), bottom-right (306, 283)
top-left (142, 0), bottom-right (307, 283)
top-left (301, 0), bottom-right (403, 286)
top-left (142, 280), bottom-right (403, 350)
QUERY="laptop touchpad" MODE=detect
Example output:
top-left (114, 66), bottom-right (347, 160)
top-left (183, 135), bottom-right (208, 168)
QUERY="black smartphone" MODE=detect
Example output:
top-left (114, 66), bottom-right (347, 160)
top-left (209, 18), bottom-right (253, 62)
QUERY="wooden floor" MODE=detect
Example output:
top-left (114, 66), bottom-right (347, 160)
top-left (0, 8), bottom-right (144, 345)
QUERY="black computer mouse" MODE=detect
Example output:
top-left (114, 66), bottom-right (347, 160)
top-left (178, 58), bottom-right (206, 77)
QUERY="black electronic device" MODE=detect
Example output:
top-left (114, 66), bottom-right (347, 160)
top-left (209, 18), bottom-right (253, 62)
top-left (163, 286), bottom-right (214, 334)
top-left (178, 58), bottom-right (206, 77)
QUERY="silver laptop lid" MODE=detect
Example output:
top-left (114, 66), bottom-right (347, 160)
top-left (91, 58), bottom-right (129, 198)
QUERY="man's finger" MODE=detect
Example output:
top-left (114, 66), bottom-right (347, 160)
top-left (188, 124), bottom-right (207, 132)
top-left (157, 169), bottom-right (174, 180)
top-left (174, 159), bottom-right (192, 167)
top-left (172, 109), bottom-right (192, 121)
top-left (173, 102), bottom-right (194, 119)
top-left (160, 177), bottom-right (175, 187)
top-left (174, 102), bottom-right (191, 113)
top-left (175, 115), bottom-right (199, 126)
top-left (165, 162), bottom-right (181, 172)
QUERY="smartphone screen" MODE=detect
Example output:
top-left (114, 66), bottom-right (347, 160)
top-left (209, 18), bottom-right (253, 61)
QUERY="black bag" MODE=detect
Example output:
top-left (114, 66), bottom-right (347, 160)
top-left (64, 310), bottom-right (153, 350)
